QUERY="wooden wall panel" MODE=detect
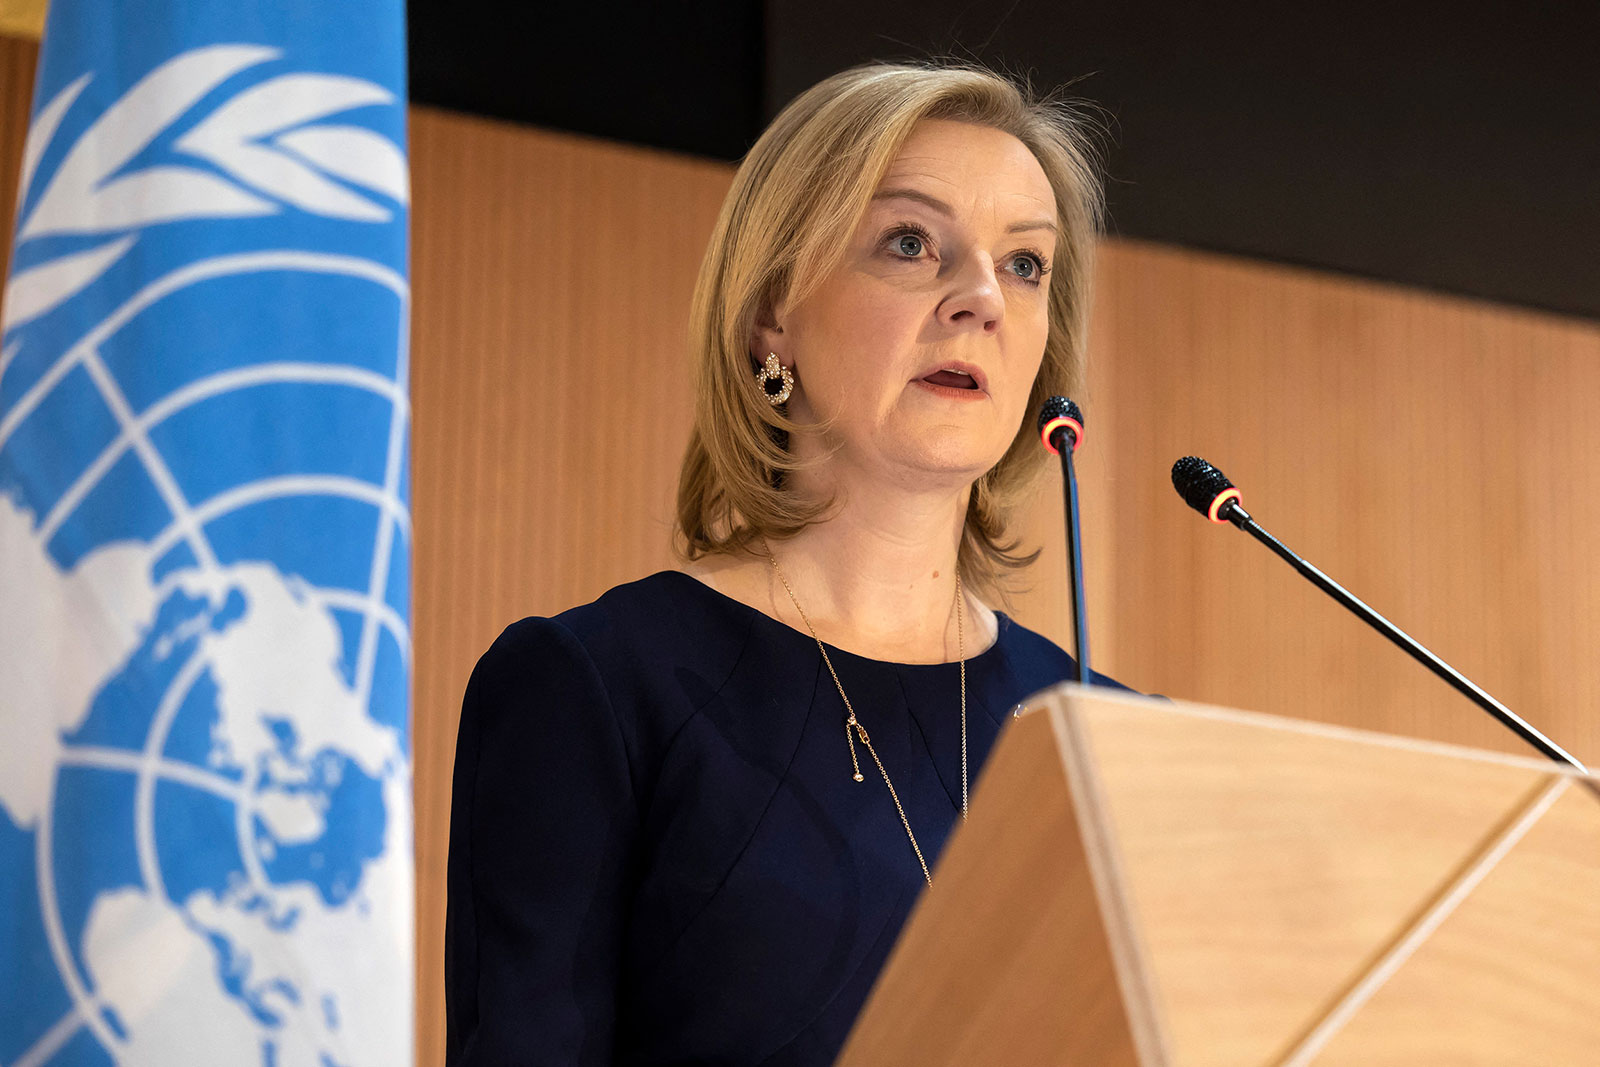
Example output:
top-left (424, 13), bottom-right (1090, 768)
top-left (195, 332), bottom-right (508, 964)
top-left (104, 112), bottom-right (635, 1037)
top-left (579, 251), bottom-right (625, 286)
top-left (0, 0), bottom-right (46, 41)
top-left (1084, 240), bottom-right (1600, 767)
top-left (408, 107), bottom-right (733, 1063)
top-left (0, 34), bottom-right (37, 275)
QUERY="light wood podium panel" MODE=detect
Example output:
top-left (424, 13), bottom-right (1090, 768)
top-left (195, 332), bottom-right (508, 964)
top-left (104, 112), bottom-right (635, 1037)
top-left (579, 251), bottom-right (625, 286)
top-left (837, 688), bottom-right (1600, 1066)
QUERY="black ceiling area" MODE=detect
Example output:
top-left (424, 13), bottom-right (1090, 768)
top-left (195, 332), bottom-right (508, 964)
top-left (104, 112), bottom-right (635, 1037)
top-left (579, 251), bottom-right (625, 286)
top-left (408, 2), bottom-right (1600, 322)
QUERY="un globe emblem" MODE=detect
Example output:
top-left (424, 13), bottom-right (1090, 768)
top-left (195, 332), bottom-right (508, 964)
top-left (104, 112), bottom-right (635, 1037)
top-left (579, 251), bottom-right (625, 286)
top-left (1, 44), bottom-right (412, 1067)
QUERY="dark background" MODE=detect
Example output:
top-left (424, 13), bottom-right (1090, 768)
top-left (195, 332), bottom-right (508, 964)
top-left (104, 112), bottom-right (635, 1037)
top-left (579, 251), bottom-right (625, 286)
top-left (408, 1), bottom-right (1600, 321)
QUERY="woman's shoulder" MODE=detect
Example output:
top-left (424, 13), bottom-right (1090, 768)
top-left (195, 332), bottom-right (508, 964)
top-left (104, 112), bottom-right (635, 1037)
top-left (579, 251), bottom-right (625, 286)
top-left (986, 611), bottom-right (1138, 695)
top-left (476, 571), bottom-right (757, 697)
top-left (461, 572), bottom-right (766, 788)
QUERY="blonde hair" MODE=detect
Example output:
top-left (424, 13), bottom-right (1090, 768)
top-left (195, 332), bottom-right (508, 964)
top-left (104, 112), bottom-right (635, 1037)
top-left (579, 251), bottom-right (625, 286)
top-left (675, 60), bottom-right (1104, 597)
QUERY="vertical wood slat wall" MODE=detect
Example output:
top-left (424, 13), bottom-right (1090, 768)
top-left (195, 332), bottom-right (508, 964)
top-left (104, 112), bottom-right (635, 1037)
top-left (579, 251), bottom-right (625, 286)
top-left (408, 108), bottom-right (733, 1062)
top-left (0, 35), bottom-right (37, 274)
top-left (6, 37), bottom-right (1600, 1063)
top-left (1091, 244), bottom-right (1600, 760)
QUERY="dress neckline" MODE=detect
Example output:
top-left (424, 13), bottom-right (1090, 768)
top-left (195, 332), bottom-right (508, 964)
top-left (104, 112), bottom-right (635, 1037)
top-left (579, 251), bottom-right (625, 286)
top-left (656, 569), bottom-right (1010, 671)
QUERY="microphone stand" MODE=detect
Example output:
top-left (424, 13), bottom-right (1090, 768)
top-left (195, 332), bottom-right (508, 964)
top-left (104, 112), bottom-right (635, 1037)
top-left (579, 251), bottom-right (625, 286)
top-left (1057, 439), bottom-right (1091, 684)
top-left (1216, 498), bottom-right (1588, 775)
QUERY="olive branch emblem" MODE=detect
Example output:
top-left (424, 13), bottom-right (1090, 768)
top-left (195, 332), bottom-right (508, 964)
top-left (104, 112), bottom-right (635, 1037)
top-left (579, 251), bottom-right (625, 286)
top-left (3, 43), bottom-right (407, 334)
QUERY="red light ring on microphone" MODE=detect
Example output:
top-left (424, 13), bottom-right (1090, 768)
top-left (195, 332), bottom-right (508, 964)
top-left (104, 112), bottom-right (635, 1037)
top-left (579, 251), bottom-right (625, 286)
top-left (1207, 487), bottom-right (1242, 524)
top-left (1040, 415), bottom-right (1084, 455)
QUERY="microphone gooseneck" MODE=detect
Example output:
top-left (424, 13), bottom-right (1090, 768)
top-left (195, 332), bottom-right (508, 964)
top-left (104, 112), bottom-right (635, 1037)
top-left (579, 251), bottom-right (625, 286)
top-left (1040, 398), bottom-right (1090, 683)
top-left (1170, 455), bottom-right (1588, 775)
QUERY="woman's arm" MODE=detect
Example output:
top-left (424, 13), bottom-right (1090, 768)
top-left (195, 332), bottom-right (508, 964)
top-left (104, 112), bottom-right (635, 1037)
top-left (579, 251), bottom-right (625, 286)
top-left (445, 617), bottom-right (639, 1066)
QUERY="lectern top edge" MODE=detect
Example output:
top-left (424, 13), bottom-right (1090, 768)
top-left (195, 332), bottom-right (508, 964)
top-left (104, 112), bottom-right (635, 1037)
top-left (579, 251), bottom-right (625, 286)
top-left (1022, 683), bottom-right (1593, 782)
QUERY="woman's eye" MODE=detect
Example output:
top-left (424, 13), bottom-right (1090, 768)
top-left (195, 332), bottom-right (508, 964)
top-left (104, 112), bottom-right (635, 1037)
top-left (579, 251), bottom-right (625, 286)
top-left (895, 233), bottom-right (924, 257)
top-left (1006, 253), bottom-right (1048, 282)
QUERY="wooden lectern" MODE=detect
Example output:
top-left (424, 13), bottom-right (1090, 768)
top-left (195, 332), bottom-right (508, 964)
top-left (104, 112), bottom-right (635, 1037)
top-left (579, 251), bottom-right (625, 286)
top-left (834, 687), bottom-right (1600, 1066)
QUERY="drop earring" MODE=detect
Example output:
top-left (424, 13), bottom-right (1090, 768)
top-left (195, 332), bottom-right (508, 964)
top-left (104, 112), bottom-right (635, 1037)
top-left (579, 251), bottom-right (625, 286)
top-left (755, 352), bottom-right (795, 406)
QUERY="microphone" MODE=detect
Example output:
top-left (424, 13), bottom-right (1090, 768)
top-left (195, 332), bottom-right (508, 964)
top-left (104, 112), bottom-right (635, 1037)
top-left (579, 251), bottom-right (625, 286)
top-left (1039, 396), bottom-right (1084, 456)
top-left (1170, 455), bottom-right (1588, 774)
top-left (1039, 398), bottom-right (1090, 683)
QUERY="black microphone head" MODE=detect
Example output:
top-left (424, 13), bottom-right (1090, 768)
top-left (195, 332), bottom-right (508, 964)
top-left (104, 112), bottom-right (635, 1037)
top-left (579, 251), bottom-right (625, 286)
top-left (1037, 395), bottom-right (1082, 430)
top-left (1172, 456), bottom-right (1242, 523)
top-left (1037, 396), bottom-right (1084, 454)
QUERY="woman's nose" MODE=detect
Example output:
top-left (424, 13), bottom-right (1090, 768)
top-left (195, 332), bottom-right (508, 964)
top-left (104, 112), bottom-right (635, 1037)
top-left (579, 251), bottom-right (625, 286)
top-left (937, 252), bottom-right (1004, 333)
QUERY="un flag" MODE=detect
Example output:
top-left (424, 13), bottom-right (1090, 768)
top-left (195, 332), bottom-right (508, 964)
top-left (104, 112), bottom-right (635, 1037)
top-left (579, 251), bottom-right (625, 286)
top-left (0, 1), bottom-right (412, 1064)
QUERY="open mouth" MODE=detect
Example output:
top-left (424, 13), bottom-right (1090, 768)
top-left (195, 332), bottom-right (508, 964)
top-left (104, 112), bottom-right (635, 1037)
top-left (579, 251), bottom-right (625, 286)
top-left (920, 369), bottom-right (981, 390)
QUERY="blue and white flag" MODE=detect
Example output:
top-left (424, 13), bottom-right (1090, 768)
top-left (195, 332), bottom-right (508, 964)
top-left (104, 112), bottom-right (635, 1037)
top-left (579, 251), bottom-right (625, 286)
top-left (0, 1), bottom-right (412, 1064)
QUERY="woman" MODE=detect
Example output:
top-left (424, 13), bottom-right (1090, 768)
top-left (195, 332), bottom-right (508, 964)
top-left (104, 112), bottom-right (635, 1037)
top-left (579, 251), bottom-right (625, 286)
top-left (445, 60), bottom-right (1126, 1066)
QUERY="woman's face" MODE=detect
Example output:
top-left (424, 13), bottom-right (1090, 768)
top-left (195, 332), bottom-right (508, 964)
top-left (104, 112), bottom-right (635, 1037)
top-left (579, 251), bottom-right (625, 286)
top-left (766, 119), bottom-right (1059, 492)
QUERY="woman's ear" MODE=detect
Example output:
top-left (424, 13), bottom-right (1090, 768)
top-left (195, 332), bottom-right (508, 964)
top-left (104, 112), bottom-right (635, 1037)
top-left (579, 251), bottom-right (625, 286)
top-left (752, 299), bottom-right (787, 368)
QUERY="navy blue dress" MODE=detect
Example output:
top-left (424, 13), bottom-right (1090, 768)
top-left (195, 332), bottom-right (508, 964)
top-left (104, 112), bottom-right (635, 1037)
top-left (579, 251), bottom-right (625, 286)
top-left (445, 570), bottom-right (1127, 1066)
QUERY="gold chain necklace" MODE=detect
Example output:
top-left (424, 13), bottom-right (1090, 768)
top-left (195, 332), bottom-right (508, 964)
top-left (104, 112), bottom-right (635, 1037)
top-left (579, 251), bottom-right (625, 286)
top-left (765, 546), bottom-right (968, 887)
